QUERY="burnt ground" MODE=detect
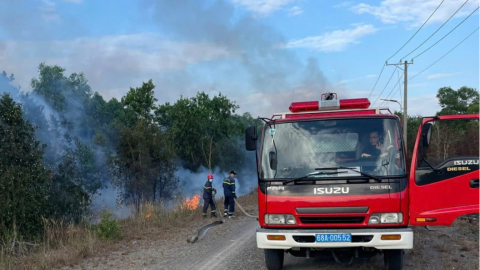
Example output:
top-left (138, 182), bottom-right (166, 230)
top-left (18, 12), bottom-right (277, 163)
top-left (57, 196), bottom-right (479, 270)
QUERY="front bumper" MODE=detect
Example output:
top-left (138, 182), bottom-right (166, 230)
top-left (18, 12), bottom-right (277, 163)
top-left (257, 227), bottom-right (413, 250)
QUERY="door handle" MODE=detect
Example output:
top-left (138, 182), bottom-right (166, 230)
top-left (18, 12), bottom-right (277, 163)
top-left (470, 179), bottom-right (479, 188)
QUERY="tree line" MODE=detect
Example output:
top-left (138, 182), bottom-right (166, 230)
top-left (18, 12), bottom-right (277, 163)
top-left (0, 63), bottom-right (261, 244)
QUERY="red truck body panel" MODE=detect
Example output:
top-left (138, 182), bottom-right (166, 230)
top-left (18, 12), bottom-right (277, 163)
top-left (409, 114), bottom-right (480, 226)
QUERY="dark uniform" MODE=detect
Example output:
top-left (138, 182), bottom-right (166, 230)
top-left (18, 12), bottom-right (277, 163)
top-left (203, 178), bottom-right (217, 217)
top-left (362, 144), bottom-right (381, 157)
top-left (223, 171), bottom-right (237, 217)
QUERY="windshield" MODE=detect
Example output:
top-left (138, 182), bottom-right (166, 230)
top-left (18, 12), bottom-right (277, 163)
top-left (260, 118), bottom-right (406, 179)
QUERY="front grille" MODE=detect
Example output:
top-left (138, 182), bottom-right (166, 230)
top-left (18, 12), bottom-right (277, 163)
top-left (299, 216), bottom-right (365, 224)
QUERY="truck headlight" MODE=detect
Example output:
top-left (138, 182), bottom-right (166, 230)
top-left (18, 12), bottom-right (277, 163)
top-left (265, 214), bottom-right (297, 225)
top-left (368, 213), bottom-right (403, 224)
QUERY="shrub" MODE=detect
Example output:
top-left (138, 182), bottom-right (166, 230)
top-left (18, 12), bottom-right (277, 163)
top-left (95, 212), bottom-right (121, 240)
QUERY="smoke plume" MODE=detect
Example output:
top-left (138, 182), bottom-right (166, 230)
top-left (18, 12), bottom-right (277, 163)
top-left (141, 0), bottom-right (346, 116)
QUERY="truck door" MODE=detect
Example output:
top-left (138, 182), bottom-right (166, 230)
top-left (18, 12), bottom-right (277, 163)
top-left (409, 114), bottom-right (479, 226)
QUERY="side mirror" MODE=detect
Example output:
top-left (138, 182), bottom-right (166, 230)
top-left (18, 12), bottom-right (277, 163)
top-left (269, 151), bottom-right (277, 170)
top-left (421, 122), bottom-right (433, 148)
top-left (245, 126), bottom-right (257, 151)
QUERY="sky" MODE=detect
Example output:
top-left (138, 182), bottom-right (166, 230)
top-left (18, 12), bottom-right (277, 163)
top-left (0, 0), bottom-right (478, 117)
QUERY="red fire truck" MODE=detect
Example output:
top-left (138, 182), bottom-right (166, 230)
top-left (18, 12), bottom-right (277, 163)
top-left (244, 93), bottom-right (479, 270)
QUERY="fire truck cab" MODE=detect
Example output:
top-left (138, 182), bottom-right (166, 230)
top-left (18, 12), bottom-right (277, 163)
top-left (245, 93), bottom-right (479, 270)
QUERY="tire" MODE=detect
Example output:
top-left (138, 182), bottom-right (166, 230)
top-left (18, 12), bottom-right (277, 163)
top-left (264, 249), bottom-right (284, 270)
top-left (384, 249), bottom-right (403, 270)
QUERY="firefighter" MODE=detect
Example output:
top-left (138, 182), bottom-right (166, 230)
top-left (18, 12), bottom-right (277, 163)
top-left (223, 170), bottom-right (237, 218)
top-left (361, 130), bottom-right (394, 158)
top-left (203, 174), bottom-right (217, 218)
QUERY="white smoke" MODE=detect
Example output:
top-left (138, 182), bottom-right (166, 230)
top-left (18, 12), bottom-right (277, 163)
top-left (176, 164), bottom-right (258, 200)
top-left (90, 182), bottom-right (131, 221)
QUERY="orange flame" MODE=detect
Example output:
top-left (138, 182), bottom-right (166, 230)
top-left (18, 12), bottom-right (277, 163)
top-left (183, 195), bottom-right (201, 210)
top-left (145, 212), bottom-right (152, 219)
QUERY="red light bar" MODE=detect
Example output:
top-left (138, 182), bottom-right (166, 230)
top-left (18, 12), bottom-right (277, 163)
top-left (339, 98), bottom-right (370, 109)
top-left (289, 98), bottom-right (370, 113)
top-left (289, 101), bottom-right (318, 113)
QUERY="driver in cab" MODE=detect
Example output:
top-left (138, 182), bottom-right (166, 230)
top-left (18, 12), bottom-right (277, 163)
top-left (361, 130), bottom-right (393, 158)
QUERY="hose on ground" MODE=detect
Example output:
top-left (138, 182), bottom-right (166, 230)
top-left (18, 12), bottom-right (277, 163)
top-left (187, 220), bottom-right (223, 243)
top-left (233, 198), bottom-right (258, 218)
top-left (187, 193), bottom-right (225, 244)
top-left (187, 195), bottom-right (257, 243)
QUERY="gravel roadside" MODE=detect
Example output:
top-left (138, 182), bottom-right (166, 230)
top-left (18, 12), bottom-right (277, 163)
top-left (58, 193), bottom-right (478, 270)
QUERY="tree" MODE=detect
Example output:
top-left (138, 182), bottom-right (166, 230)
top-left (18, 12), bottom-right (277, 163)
top-left (112, 81), bottom-right (179, 210)
top-left (0, 93), bottom-right (52, 243)
top-left (436, 86), bottom-right (479, 115)
top-left (1, 71), bottom-right (19, 100)
top-left (121, 79), bottom-right (157, 125)
top-left (1, 71), bottom-right (15, 82)
top-left (112, 119), bottom-right (179, 210)
top-left (29, 63), bottom-right (104, 210)
top-left (156, 92), bottom-right (243, 172)
top-left (46, 149), bottom-right (91, 224)
top-left (394, 111), bottom-right (422, 170)
top-left (30, 63), bottom-right (92, 112)
top-left (467, 103), bottom-right (479, 114)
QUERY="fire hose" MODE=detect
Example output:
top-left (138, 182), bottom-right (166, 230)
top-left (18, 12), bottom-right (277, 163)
top-left (187, 190), bottom-right (224, 243)
top-left (187, 193), bottom-right (257, 244)
top-left (233, 197), bottom-right (258, 218)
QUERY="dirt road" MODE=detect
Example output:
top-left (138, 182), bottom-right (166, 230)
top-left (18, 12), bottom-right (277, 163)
top-left (63, 214), bottom-right (478, 270)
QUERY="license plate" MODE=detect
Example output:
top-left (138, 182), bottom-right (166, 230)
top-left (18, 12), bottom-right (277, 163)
top-left (315, 233), bottom-right (352, 242)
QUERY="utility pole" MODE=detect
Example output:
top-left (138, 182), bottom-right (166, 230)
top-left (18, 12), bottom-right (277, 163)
top-left (385, 60), bottom-right (412, 154)
top-left (403, 60), bottom-right (408, 151)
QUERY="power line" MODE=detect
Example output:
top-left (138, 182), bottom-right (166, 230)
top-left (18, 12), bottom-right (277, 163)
top-left (379, 72), bottom-right (404, 107)
top-left (385, 81), bottom-right (404, 109)
top-left (379, 69), bottom-right (403, 107)
top-left (410, 27), bottom-right (479, 81)
top-left (372, 67), bottom-right (398, 107)
top-left (413, 6), bottom-right (479, 59)
top-left (399, 80), bottom-right (403, 108)
top-left (370, 0), bottom-right (444, 101)
top-left (386, 0), bottom-right (445, 62)
top-left (368, 64), bottom-right (386, 99)
top-left (401, 0), bottom-right (470, 60)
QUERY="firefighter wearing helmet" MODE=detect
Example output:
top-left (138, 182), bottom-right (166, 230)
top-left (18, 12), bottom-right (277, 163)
top-left (202, 174), bottom-right (217, 218)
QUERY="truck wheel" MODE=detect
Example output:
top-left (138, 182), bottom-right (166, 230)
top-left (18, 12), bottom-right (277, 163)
top-left (264, 249), bottom-right (284, 270)
top-left (384, 249), bottom-right (403, 270)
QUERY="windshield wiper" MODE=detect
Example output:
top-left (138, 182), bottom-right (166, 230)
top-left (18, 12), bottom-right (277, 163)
top-left (315, 167), bottom-right (383, 182)
top-left (282, 171), bottom-right (348, 185)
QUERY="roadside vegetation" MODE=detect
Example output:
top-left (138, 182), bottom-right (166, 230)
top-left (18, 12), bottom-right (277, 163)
top-left (0, 191), bottom-right (259, 270)
top-left (0, 64), bottom-right (478, 270)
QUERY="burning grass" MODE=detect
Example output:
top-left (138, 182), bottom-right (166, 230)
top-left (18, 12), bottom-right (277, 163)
top-left (0, 192), bottom-right (227, 270)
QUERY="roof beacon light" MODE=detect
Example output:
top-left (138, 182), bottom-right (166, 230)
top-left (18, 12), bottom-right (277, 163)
top-left (339, 98), bottom-right (371, 110)
top-left (288, 93), bottom-right (370, 113)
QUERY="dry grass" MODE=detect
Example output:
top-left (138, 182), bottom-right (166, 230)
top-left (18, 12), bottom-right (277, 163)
top-left (0, 220), bottom-right (99, 270)
top-left (0, 191), bottom-right (259, 270)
